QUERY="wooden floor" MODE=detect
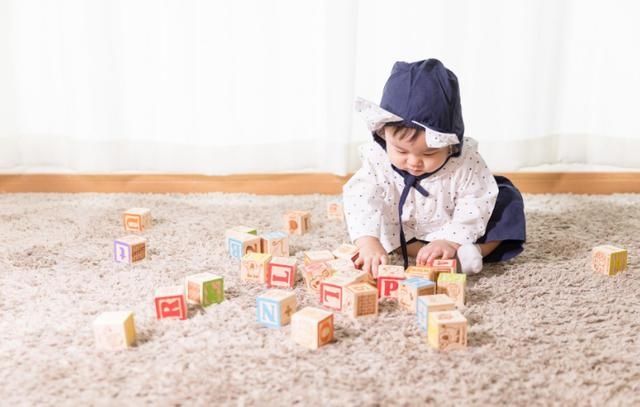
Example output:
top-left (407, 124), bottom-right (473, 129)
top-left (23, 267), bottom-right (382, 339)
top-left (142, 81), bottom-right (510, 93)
top-left (1, 173), bottom-right (639, 194)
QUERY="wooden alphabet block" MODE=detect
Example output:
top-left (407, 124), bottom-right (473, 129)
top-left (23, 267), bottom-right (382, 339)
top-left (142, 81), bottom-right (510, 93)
top-left (332, 244), bottom-right (359, 262)
top-left (303, 250), bottom-right (335, 265)
top-left (93, 311), bottom-right (136, 350)
top-left (592, 245), bottom-right (628, 276)
top-left (260, 231), bottom-right (289, 257)
top-left (256, 289), bottom-right (297, 328)
top-left (325, 258), bottom-right (355, 273)
top-left (226, 230), bottom-right (261, 259)
top-left (229, 225), bottom-right (258, 235)
top-left (241, 253), bottom-right (272, 283)
top-left (123, 207), bottom-right (152, 232)
top-left (376, 265), bottom-right (406, 299)
top-left (327, 201), bottom-right (344, 221)
top-left (416, 294), bottom-right (456, 332)
top-left (113, 235), bottom-right (146, 264)
top-left (284, 211), bottom-right (311, 235)
top-left (301, 262), bottom-right (335, 293)
top-left (319, 275), bottom-right (362, 311)
top-left (398, 278), bottom-right (436, 313)
top-left (154, 286), bottom-right (187, 320)
top-left (436, 273), bottom-right (467, 307)
top-left (405, 266), bottom-right (438, 282)
top-left (432, 259), bottom-right (458, 274)
top-left (185, 272), bottom-right (224, 306)
top-left (267, 256), bottom-right (297, 288)
top-left (343, 283), bottom-right (378, 317)
top-left (291, 307), bottom-right (334, 349)
top-left (427, 310), bottom-right (468, 351)
top-left (332, 268), bottom-right (371, 285)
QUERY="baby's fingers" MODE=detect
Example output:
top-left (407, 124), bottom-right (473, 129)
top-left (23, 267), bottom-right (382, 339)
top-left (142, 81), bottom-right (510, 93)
top-left (426, 248), bottom-right (444, 265)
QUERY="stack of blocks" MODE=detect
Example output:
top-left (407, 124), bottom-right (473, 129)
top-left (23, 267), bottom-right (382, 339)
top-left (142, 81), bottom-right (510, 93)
top-left (592, 245), bottom-right (628, 276)
top-left (416, 294), bottom-right (456, 332)
top-left (256, 289), bottom-right (297, 328)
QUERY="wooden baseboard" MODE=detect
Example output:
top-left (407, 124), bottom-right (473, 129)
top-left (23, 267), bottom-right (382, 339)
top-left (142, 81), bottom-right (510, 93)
top-left (0, 173), bottom-right (639, 194)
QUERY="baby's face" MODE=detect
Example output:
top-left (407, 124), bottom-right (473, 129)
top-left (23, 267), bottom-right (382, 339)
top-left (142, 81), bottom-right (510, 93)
top-left (384, 127), bottom-right (450, 176)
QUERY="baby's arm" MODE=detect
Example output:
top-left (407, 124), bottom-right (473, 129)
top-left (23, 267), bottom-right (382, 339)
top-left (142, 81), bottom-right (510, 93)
top-left (353, 236), bottom-right (388, 278)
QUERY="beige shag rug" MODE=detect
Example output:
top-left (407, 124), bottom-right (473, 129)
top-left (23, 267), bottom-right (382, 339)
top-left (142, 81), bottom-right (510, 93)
top-left (0, 192), bottom-right (639, 406)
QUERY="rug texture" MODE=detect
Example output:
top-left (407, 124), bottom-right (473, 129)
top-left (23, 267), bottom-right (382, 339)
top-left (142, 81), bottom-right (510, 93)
top-left (0, 193), bottom-right (639, 406)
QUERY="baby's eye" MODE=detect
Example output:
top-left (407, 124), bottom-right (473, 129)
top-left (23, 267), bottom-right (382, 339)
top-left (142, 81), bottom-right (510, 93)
top-left (423, 151), bottom-right (438, 156)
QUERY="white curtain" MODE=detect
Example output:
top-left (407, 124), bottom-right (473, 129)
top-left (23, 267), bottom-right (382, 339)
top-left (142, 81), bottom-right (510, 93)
top-left (1, 0), bottom-right (640, 175)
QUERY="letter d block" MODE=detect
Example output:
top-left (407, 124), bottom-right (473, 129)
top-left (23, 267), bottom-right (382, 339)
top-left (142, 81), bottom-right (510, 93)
top-left (93, 311), bottom-right (136, 350)
top-left (291, 307), bottom-right (334, 349)
top-left (185, 273), bottom-right (224, 306)
top-left (377, 265), bottom-right (406, 299)
top-left (416, 294), bottom-right (456, 332)
top-left (398, 277), bottom-right (436, 313)
top-left (256, 289), bottom-right (297, 328)
top-left (154, 286), bottom-right (187, 320)
top-left (267, 256), bottom-right (297, 288)
top-left (113, 235), bottom-right (146, 264)
top-left (427, 310), bottom-right (468, 351)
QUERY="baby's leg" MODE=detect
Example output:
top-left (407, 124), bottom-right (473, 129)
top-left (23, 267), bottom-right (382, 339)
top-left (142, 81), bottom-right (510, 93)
top-left (406, 241), bottom-right (425, 258)
top-left (457, 240), bottom-right (502, 274)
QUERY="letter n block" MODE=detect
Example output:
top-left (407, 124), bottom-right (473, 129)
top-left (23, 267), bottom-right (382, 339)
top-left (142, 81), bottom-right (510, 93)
top-left (267, 256), bottom-right (297, 288)
top-left (226, 230), bottom-right (261, 259)
top-left (284, 211), bottom-right (311, 235)
top-left (260, 231), bottom-right (289, 257)
top-left (185, 273), bottom-right (224, 306)
top-left (113, 235), bottom-right (146, 264)
top-left (377, 265), bottom-right (406, 299)
top-left (319, 275), bottom-right (358, 312)
top-left (427, 310), bottom-right (468, 351)
top-left (123, 207), bottom-right (152, 232)
top-left (343, 283), bottom-right (378, 317)
top-left (241, 253), bottom-right (272, 283)
top-left (436, 273), bottom-right (467, 307)
top-left (416, 294), bottom-right (456, 332)
top-left (398, 278), bottom-right (436, 313)
top-left (154, 286), bottom-right (187, 320)
top-left (301, 262), bottom-right (335, 293)
top-left (291, 307), bottom-right (334, 349)
top-left (256, 289), bottom-right (297, 328)
top-left (592, 245), bottom-right (628, 276)
top-left (93, 311), bottom-right (136, 350)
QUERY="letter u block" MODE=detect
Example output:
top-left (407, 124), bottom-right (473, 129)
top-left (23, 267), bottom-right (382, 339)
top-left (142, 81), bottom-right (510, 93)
top-left (427, 310), bottom-right (468, 351)
top-left (185, 273), bottom-right (224, 306)
top-left (260, 231), bottom-right (289, 257)
top-left (93, 311), bottom-right (136, 350)
top-left (284, 211), bottom-right (311, 235)
top-left (377, 265), bottom-right (406, 299)
top-left (267, 256), bottom-right (297, 288)
top-left (436, 273), bottom-right (467, 307)
top-left (123, 207), bottom-right (151, 232)
top-left (154, 286), bottom-right (187, 320)
top-left (241, 253), bottom-right (272, 283)
top-left (291, 307), bottom-right (334, 349)
top-left (398, 277), bottom-right (436, 313)
top-left (113, 235), bottom-right (146, 264)
top-left (226, 230), bottom-right (261, 259)
top-left (256, 289), bottom-right (297, 328)
top-left (592, 245), bottom-right (628, 276)
top-left (416, 294), bottom-right (456, 332)
top-left (343, 283), bottom-right (378, 317)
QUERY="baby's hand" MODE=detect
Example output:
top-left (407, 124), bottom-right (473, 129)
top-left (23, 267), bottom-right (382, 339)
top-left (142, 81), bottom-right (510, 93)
top-left (354, 236), bottom-right (388, 278)
top-left (416, 240), bottom-right (460, 266)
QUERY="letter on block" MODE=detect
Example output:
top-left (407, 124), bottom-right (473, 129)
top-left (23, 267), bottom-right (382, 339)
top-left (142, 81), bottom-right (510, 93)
top-left (256, 289), bottom-right (297, 328)
top-left (343, 283), bottom-right (378, 318)
top-left (436, 273), bottom-right (466, 308)
top-left (303, 250), bottom-right (335, 265)
top-left (398, 278), bottom-right (436, 313)
top-left (241, 253), bottom-right (272, 283)
top-left (267, 256), bottom-right (297, 289)
top-left (427, 310), bottom-right (468, 351)
top-left (405, 266), bottom-right (438, 282)
top-left (325, 258), bottom-right (355, 273)
top-left (113, 235), bottom-right (146, 264)
top-left (93, 311), bottom-right (136, 350)
top-left (327, 201), bottom-right (344, 221)
top-left (185, 272), bottom-right (224, 306)
top-left (123, 207), bottom-right (152, 232)
top-left (291, 307), bottom-right (334, 349)
top-left (284, 211), bottom-right (311, 235)
top-left (377, 265), bottom-right (406, 299)
top-left (332, 244), bottom-right (359, 262)
top-left (416, 294), bottom-right (456, 332)
top-left (260, 231), bottom-right (289, 257)
top-left (226, 230), bottom-right (261, 259)
top-left (592, 245), bottom-right (628, 276)
top-left (301, 262), bottom-right (335, 293)
top-left (154, 286), bottom-right (187, 320)
top-left (432, 259), bottom-right (458, 274)
top-left (319, 275), bottom-right (362, 311)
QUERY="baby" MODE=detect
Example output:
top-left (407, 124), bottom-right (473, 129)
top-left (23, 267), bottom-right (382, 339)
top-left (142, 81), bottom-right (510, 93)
top-left (344, 59), bottom-right (525, 276)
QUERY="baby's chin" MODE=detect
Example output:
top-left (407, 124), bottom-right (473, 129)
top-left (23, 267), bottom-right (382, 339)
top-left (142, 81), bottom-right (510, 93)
top-left (406, 168), bottom-right (427, 176)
